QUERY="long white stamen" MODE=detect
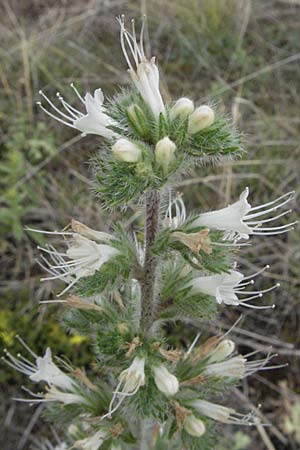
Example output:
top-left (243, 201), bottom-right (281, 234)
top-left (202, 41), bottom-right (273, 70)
top-left (140, 15), bottom-right (146, 57)
top-left (246, 209), bottom-right (292, 225)
top-left (38, 246), bottom-right (68, 257)
top-left (254, 221), bottom-right (297, 232)
top-left (235, 283), bottom-right (280, 295)
top-left (242, 265), bottom-right (269, 280)
top-left (56, 93), bottom-right (82, 119)
top-left (15, 335), bottom-right (38, 358)
top-left (70, 83), bottom-right (85, 103)
top-left (25, 227), bottom-right (74, 236)
top-left (246, 191), bottom-right (294, 212)
top-left (39, 90), bottom-right (73, 121)
top-left (245, 195), bottom-right (294, 220)
top-left (37, 103), bottom-right (76, 128)
top-left (253, 228), bottom-right (295, 236)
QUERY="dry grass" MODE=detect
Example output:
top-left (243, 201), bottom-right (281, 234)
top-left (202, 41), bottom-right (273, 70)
top-left (0, 0), bottom-right (299, 449)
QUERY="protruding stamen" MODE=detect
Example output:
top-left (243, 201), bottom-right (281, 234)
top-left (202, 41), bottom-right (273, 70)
top-left (242, 265), bottom-right (269, 280)
top-left (246, 191), bottom-right (295, 213)
top-left (246, 209), bottom-right (292, 225)
top-left (37, 102), bottom-right (76, 128)
top-left (15, 335), bottom-right (38, 358)
top-left (39, 90), bottom-right (73, 121)
top-left (70, 82), bottom-right (85, 103)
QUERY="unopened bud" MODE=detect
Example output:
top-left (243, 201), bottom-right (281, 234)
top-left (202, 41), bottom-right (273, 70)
top-left (153, 364), bottom-right (179, 396)
top-left (183, 414), bottom-right (206, 437)
top-left (171, 97), bottom-right (194, 120)
top-left (155, 136), bottom-right (176, 173)
top-left (112, 138), bottom-right (141, 163)
top-left (188, 105), bottom-right (215, 134)
top-left (207, 339), bottom-right (235, 363)
top-left (127, 104), bottom-right (146, 136)
top-left (117, 323), bottom-right (129, 334)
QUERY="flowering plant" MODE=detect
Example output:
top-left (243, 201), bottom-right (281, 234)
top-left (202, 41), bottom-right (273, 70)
top-left (3, 16), bottom-right (296, 450)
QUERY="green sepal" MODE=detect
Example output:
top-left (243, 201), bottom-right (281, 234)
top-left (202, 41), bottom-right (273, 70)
top-left (74, 255), bottom-right (130, 297)
top-left (187, 116), bottom-right (243, 158)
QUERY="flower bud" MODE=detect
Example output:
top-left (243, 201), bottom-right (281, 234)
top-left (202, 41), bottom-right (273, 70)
top-left (153, 364), bottom-right (179, 396)
top-left (188, 105), bottom-right (215, 134)
top-left (183, 414), bottom-right (206, 437)
top-left (155, 136), bottom-right (176, 173)
top-left (112, 138), bottom-right (142, 163)
top-left (171, 97), bottom-right (194, 119)
top-left (127, 104), bottom-right (146, 136)
top-left (207, 339), bottom-right (235, 364)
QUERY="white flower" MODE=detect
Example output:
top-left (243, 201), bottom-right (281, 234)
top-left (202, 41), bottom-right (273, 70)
top-left (74, 430), bottom-right (107, 450)
top-left (206, 339), bottom-right (235, 364)
top-left (187, 399), bottom-right (256, 425)
top-left (118, 16), bottom-right (165, 118)
top-left (171, 97), bottom-right (194, 120)
top-left (112, 138), bottom-right (142, 162)
top-left (188, 105), bottom-right (215, 134)
top-left (203, 351), bottom-right (279, 379)
top-left (188, 266), bottom-right (279, 309)
top-left (103, 357), bottom-right (146, 419)
top-left (3, 342), bottom-right (75, 391)
top-left (153, 364), bottom-right (179, 396)
top-left (45, 386), bottom-right (88, 405)
top-left (35, 224), bottom-right (120, 296)
top-left (183, 414), bottom-right (206, 437)
top-left (155, 137), bottom-right (176, 173)
top-left (204, 355), bottom-right (246, 379)
top-left (189, 188), bottom-right (296, 241)
top-left (37, 85), bottom-right (117, 139)
top-left (164, 194), bottom-right (186, 229)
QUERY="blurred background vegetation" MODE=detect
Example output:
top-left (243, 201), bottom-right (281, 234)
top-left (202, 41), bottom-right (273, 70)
top-left (0, 0), bottom-right (299, 449)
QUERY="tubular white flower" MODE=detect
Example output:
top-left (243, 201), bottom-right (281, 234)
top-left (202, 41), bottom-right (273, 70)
top-left (189, 187), bottom-right (296, 241)
top-left (35, 226), bottom-right (120, 297)
top-left (118, 16), bottom-right (165, 118)
top-left (74, 430), bottom-right (108, 450)
top-left (112, 138), bottom-right (142, 162)
top-left (103, 357), bottom-right (145, 419)
top-left (206, 339), bottom-right (235, 364)
top-left (37, 85), bottom-right (118, 139)
top-left (183, 414), bottom-right (206, 437)
top-left (204, 351), bottom-right (280, 379)
top-left (45, 386), bottom-right (87, 405)
top-left (155, 136), bottom-right (176, 173)
top-left (188, 266), bottom-right (279, 309)
top-left (188, 105), bottom-right (215, 134)
top-left (164, 194), bottom-right (186, 229)
top-left (153, 364), bottom-right (179, 396)
top-left (171, 97), bottom-right (194, 120)
top-left (3, 340), bottom-right (75, 391)
top-left (204, 355), bottom-right (246, 379)
top-left (187, 399), bottom-right (256, 425)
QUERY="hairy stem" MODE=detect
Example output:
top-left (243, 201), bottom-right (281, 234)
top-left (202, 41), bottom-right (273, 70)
top-left (140, 189), bottom-right (160, 332)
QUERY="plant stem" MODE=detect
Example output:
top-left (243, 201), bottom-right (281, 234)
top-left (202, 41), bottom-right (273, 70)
top-left (140, 189), bottom-right (160, 332)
